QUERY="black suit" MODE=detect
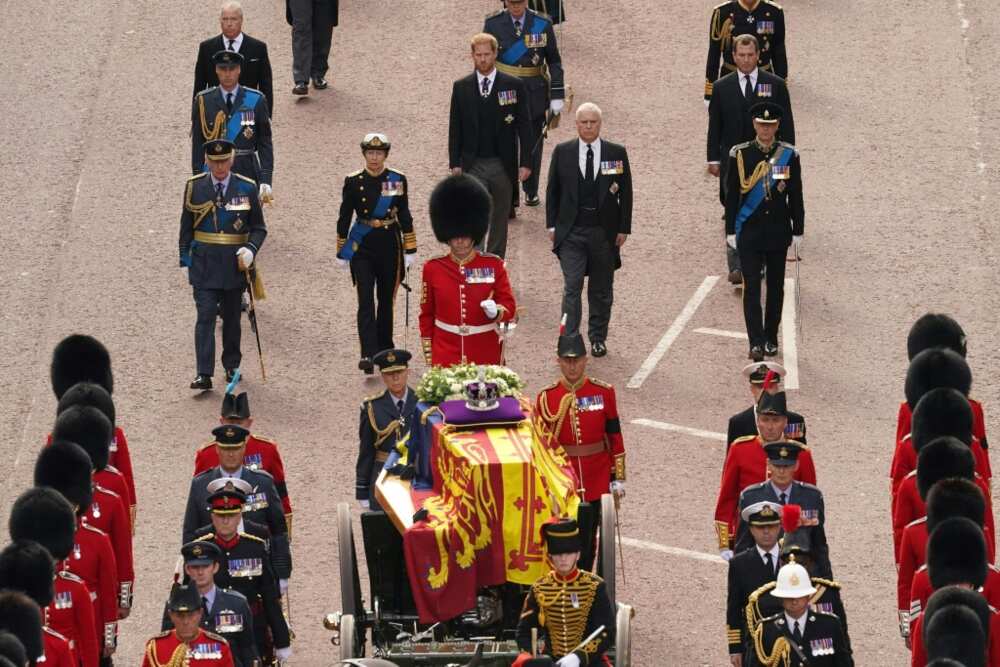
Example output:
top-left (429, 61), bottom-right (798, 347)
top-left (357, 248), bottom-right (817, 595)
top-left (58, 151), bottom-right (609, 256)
top-left (749, 612), bottom-right (853, 667)
top-left (727, 546), bottom-right (779, 657)
top-left (546, 138), bottom-right (632, 344)
top-left (193, 34), bottom-right (274, 119)
top-left (726, 405), bottom-right (807, 450)
top-left (448, 70), bottom-right (533, 256)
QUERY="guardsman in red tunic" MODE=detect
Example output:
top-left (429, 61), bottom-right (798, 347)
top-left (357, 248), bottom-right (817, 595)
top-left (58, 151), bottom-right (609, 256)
top-left (34, 441), bottom-right (119, 661)
top-left (714, 391), bottom-right (816, 559)
top-left (0, 590), bottom-right (45, 664)
top-left (195, 389), bottom-right (294, 532)
top-left (8, 487), bottom-right (100, 667)
top-left (52, 404), bottom-right (135, 619)
top-left (50, 335), bottom-right (137, 526)
top-left (535, 333), bottom-right (625, 503)
top-left (419, 174), bottom-right (517, 367)
top-left (142, 585), bottom-right (235, 667)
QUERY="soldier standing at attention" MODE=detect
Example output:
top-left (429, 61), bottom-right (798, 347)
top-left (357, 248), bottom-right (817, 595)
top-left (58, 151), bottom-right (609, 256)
top-left (180, 140), bottom-right (267, 391)
top-left (335, 133), bottom-right (417, 375)
top-left (484, 0), bottom-right (565, 210)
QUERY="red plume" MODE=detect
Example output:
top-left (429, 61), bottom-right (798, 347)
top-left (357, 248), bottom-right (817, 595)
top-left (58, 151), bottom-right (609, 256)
top-left (782, 503), bottom-right (802, 533)
top-left (763, 369), bottom-right (777, 392)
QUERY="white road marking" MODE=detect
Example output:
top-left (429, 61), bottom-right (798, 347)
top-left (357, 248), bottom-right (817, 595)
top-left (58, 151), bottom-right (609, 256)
top-left (693, 327), bottom-right (748, 340)
top-left (631, 418), bottom-right (726, 442)
top-left (781, 278), bottom-right (799, 390)
top-left (620, 536), bottom-right (725, 564)
top-left (627, 276), bottom-right (719, 389)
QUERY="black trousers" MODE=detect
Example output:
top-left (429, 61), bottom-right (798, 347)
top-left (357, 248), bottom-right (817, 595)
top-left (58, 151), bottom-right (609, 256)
top-left (351, 228), bottom-right (400, 359)
top-left (514, 112), bottom-right (546, 202)
top-left (468, 157), bottom-right (513, 258)
top-left (290, 0), bottom-right (334, 82)
top-left (559, 225), bottom-right (615, 344)
top-left (193, 287), bottom-right (242, 375)
top-left (739, 246), bottom-right (786, 347)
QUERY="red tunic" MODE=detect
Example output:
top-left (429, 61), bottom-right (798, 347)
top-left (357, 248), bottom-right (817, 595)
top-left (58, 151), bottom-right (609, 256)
top-left (889, 432), bottom-right (991, 521)
top-left (535, 377), bottom-right (626, 502)
top-left (48, 570), bottom-right (99, 667)
top-left (111, 426), bottom-right (136, 517)
top-left (65, 521), bottom-right (118, 654)
top-left (42, 627), bottom-right (76, 667)
top-left (892, 472), bottom-right (995, 561)
top-left (418, 251), bottom-right (516, 367)
top-left (194, 434), bottom-right (293, 517)
top-left (87, 485), bottom-right (133, 611)
top-left (909, 565), bottom-right (1000, 639)
top-left (911, 606), bottom-right (1000, 666)
top-left (713, 435), bottom-right (817, 550)
top-left (141, 628), bottom-right (234, 667)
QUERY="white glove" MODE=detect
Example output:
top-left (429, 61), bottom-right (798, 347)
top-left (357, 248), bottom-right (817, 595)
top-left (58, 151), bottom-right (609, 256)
top-left (726, 234), bottom-right (737, 250)
top-left (550, 99), bottom-right (565, 115)
top-left (336, 258), bottom-right (349, 269)
top-left (404, 254), bottom-right (416, 269)
top-left (480, 299), bottom-right (498, 320)
top-left (792, 235), bottom-right (803, 258)
top-left (704, 99), bottom-right (711, 110)
top-left (359, 499), bottom-right (370, 509)
top-left (274, 646), bottom-right (292, 662)
top-left (279, 578), bottom-right (289, 595)
top-left (258, 183), bottom-right (272, 200)
top-left (236, 247), bottom-right (254, 269)
top-left (610, 480), bottom-right (625, 499)
top-left (720, 549), bottom-right (734, 561)
top-left (556, 654), bottom-right (581, 667)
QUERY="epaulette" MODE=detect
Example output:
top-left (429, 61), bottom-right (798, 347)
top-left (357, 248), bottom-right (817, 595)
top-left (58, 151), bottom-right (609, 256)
top-left (241, 85), bottom-right (264, 96)
top-left (252, 434), bottom-right (278, 445)
top-left (44, 626), bottom-right (69, 641)
top-left (252, 468), bottom-right (274, 480)
top-left (903, 469), bottom-right (916, 480)
top-left (764, 0), bottom-right (783, 10)
top-left (777, 141), bottom-right (799, 156)
top-left (811, 576), bottom-right (840, 590)
top-left (590, 378), bottom-right (614, 389)
top-left (187, 172), bottom-right (209, 181)
top-left (198, 440), bottom-right (216, 452)
top-left (239, 531), bottom-right (266, 544)
top-left (579, 569), bottom-right (604, 584)
top-left (233, 173), bottom-right (257, 184)
top-left (360, 392), bottom-right (382, 410)
top-left (94, 484), bottom-right (120, 499)
top-left (760, 612), bottom-right (783, 624)
top-left (348, 169), bottom-right (364, 177)
top-left (792, 480), bottom-right (821, 493)
top-left (57, 570), bottom-right (84, 583)
top-left (81, 523), bottom-right (107, 536)
top-left (529, 9), bottom-right (552, 25)
top-left (812, 610), bottom-right (840, 620)
top-left (713, 1), bottom-right (730, 10)
top-left (152, 630), bottom-right (172, 639)
top-left (203, 630), bottom-right (229, 643)
top-left (538, 380), bottom-right (560, 394)
top-left (749, 580), bottom-right (777, 601)
top-left (195, 88), bottom-right (214, 98)
top-left (194, 533), bottom-right (215, 542)
top-left (106, 463), bottom-right (123, 475)
top-left (387, 167), bottom-right (406, 177)
top-left (479, 251), bottom-right (503, 260)
top-left (731, 434), bottom-right (759, 446)
top-left (729, 141), bottom-right (752, 157)
top-left (904, 516), bottom-right (926, 529)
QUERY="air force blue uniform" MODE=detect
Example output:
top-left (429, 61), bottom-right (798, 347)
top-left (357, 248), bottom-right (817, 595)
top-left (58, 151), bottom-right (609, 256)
top-left (192, 86), bottom-right (274, 186)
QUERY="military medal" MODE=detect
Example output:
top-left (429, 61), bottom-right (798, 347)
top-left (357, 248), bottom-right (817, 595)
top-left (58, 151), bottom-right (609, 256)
top-left (504, 114), bottom-right (514, 124)
top-left (243, 126), bottom-right (254, 139)
top-left (531, 53), bottom-right (541, 65)
top-left (53, 591), bottom-right (73, 610)
top-left (73, 544), bottom-right (81, 560)
top-left (91, 502), bottom-right (101, 519)
top-left (244, 452), bottom-right (263, 470)
top-left (570, 592), bottom-right (579, 608)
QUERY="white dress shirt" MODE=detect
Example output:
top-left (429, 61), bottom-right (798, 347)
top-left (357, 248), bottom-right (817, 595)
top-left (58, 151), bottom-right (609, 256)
top-left (223, 32), bottom-right (244, 53)
top-left (785, 610), bottom-right (808, 639)
top-left (756, 543), bottom-right (780, 573)
top-left (578, 137), bottom-right (602, 178)
top-left (476, 69), bottom-right (497, 97)
top-left (740, 67), bottom-right (759, 97)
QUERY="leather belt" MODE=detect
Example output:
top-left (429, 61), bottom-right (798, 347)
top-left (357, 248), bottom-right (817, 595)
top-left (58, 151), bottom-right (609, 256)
top-left (194, 231), bottom-right (249, 245)
top-left (234, 149), bottom-right (256, 156)
top-left (359, 218), bottom-right (397, 229)
top-left (496, 62), bottom-right (544, 78)
top-left (563, 442), bottom-right (606, 457)
top-left (434, 319), bottom-right (496, 336)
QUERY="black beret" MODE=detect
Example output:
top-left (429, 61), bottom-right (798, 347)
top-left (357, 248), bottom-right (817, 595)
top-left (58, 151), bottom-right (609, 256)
top-left (52, 404), bottom-right (113, 471)
top-left (908, 313), bottom-right (967, 361)
top-left (917, 436), bottom-right (974, 501)
top-left (8, 487), bottom-right (77, 560)
top-left (50, 334), bottom-right (112, 398)
top-left (429, 174), bottom-right (491, 245)
top-left (34, 439), bottom-right (95, 512)
top-left (905, 348), bottom-right (972, 409)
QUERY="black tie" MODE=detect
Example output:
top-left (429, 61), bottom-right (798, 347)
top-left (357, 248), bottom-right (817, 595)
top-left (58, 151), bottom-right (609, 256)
top-left (227, 39), bottom-right (235, 51)
top-left (202, 596), bottom-right (210, 613)
top-left (764, 552), bottom-right (774, 574)
top-left (514, 20), bottom-right (522, 37)
top-left (396, 399), bottom-right (404, 414)
top-left (482, 76), bottom-right (490, 97)
top-left (779, 492), bottom-right (787, 505)
top-left (215, 182), bottom-right (225, 204)
top-left (792, 621), bottom-right (803, 643)
top-left (226, 92), bottom-right (234, 113)
top-left (586, 144), bottom-right (594, 182)
top-left (744, 74), bottom-right (753, 99)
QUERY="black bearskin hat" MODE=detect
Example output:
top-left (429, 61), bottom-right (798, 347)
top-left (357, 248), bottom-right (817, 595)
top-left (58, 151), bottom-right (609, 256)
top-left (50, 334), bottom-right (113, 398)
top-left (429, 174), bottom-right (491, 245)
top-left (34, 439), bottom-right (94, 512)
top-left (905, 348), bottom-right (972, 409)
top-left (917, 436), bottom-right (974, 501)
top-left (52, 404), bottom-right (112, 471)
top-left (928, 517), bottom-right (987, 590)
top-left (908, 313), bottom-right (967, 361)
top-left (0, 540), bottom-right (55, 607)
top-left (8, 487), bottom-right (77, 560)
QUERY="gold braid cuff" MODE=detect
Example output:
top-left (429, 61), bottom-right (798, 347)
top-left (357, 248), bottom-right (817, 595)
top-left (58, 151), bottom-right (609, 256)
top-left (715, 520), bottom-right (731, 551)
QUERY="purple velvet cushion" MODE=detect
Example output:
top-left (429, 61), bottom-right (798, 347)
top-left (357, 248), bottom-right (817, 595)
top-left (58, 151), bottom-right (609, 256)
top-left (438, 396), bottom-right (525, 427)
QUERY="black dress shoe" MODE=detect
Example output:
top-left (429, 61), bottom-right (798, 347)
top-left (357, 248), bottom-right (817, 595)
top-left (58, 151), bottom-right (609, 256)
top-left (312, 77), bottom-right (329, 89)
top-left (190, 375), bottom-right (213, 390)
top-left (748, 345), bottom-right (764, 362)
top-left (225, 368), bottom-right (238, 383)
top-left (358, 357), bottom-right (374, 375)
top-left (764, 341), bottom-right (779, 357)
top-left (292, 82), bottom-right (309, 95)
top-left (727, 270), bottom-right (743, 285)
top-left (525, 195), bottom-right (540, 207)
top-left (591, 341), bottom-right (607, 357)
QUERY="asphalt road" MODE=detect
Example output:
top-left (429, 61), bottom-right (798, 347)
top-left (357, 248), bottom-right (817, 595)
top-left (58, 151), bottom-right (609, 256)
top-left (1, 0), bottom-right (998, 664)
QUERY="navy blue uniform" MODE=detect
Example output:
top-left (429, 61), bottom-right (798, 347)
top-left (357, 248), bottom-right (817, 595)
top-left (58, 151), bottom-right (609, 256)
top-left (192, 86), bottom-right (274, 186)
top-left (355, 389), bottom-right (418, 509)
top-left (182, 467), bottom-right (286, 544)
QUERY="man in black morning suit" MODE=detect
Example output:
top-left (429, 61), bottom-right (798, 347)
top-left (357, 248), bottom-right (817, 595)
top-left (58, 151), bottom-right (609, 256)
top-left (449, 32), bottom-right (534, 258)
top-left (545, 103), bottom-right (632, 358)
top-left (708, 33), bottom-right (793, 284)
top-left (355, 349), bottom-right (419, 511)
top-left (193, 1), bottom-right (274, 119)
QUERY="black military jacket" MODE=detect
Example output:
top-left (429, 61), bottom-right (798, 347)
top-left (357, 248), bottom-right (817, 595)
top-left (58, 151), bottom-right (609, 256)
top-left (725, 140), bottom-right (803, 251)
top-left (484, 8), bottom-right (564, 119)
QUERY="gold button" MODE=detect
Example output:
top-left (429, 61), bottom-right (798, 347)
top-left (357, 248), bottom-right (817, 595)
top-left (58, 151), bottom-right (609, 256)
top-left (362, 197), bottom-right (366, 202)
top-left (360, 186), bottom-right (364, 190)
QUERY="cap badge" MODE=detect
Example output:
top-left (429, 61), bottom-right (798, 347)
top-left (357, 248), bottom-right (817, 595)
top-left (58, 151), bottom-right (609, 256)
top-left (764, 109), bottom-right (771, 119)
top-left (790, 573), bottom-right (800, 586)
top-left (387, 352), bottom-right (396, 363)
top-left (225, 427), bottom-right (236, 438)
top-left (370, 136), bottom-right (383, 146)
top-left (215, 142), bottom-right (223, 152)
top-left (193, 545), bottom-right (203, 556)
top-left (780, 447), bottom-right (788, 458)
top-left (761, 506), bottom-right (776, 517)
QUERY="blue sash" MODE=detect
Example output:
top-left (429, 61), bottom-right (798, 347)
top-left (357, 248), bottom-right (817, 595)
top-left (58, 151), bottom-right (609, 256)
top-left (734, 146), bottom-right (793, 238)
top-left (338, 172), bottom-right (402, 260)
top-left (499, 16), bottom-right (547, 65)
top-left (226, 89), bottom-right (262, 142)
